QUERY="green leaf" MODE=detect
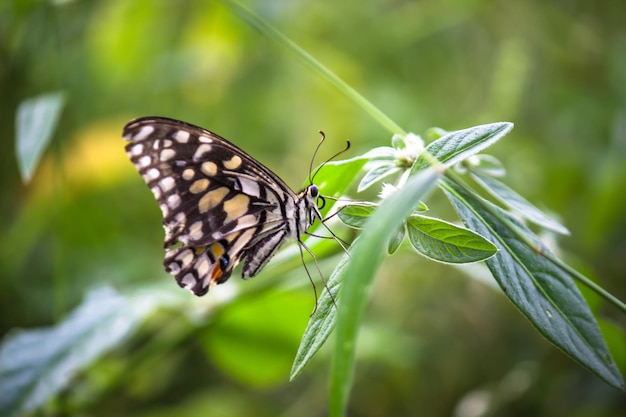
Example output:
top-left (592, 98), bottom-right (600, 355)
top-left (443, 179), bottom-right (625, 391)
top-left (411, 122), bottom-right (513, 173)
top-left (337, 204), bottom-right (376, 229)
top-left (202, 291), bottom-right (311, 387)
top-left (290, 252), bottom-right (348, 380)
top-left (358, 163), bottom-right (400, 192)
top-left (471, 172), bottom-right (570, 235)
top-left (424, 127), bottom-right (448, 140)
top-left (0, 286), bottom-right (162, 417)
top-left (15, 92), bottom-right (66, 183)
top-left (406, 215), bottom-right (497, 263)
top-left (330, 168), bottom-right (442, 417)
top-left (387, 225), bottom-right (405, 254)
top-left (312, 156), bottom-right (368, 214)
top-left (338, 205), bottom-right (410, 254)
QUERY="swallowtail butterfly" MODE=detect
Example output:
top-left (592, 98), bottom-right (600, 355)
top-left (123, 117), bottom-right (326, 296)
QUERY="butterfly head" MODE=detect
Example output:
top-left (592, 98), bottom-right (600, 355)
top-left (301, 184), bottom-right (325, 228)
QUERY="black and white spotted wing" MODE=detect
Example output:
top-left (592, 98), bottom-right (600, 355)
top-left (123, 116), bottom-right (323, 296)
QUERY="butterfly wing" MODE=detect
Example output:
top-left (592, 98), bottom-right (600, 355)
top-left (123, 116), bottom-right (299, 296)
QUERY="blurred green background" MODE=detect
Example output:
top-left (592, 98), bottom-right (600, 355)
top-left (1, 0), bottom-right (625, 416)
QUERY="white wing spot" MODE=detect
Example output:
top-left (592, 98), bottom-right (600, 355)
top-left (151, 186), bottom-right (162, 199)
top-left (130, 143), bottom-right (144, 156)
top-left (223, 155), bottom-right (242, 170)
top-left (167, 194), bottom-right (181, 209)
top-left (181, 273), bottom-right (196, 288)
top-left (239, 177), bottom-right (261, 197)
top-left (164, 224), bottom-right (173, 242)
top-left (201, 161), bottom-right (218, 176)
top-left (167, 262), bottom-right (180, 274)
top-left (160, 203), bottom-right (169, 217)
top-left (199, 135), bottom-right (213, 143)
top-left (160, 148), bottom-right (176, 162)
top-left (182, 168), bottom-right (195, 180)
top-left (176, 249), bottom-right (194, 267)
top-left (138, 155), bottom-right (152, 168)
top-left (196, 256), bottom-right (210, 277)
top-left (147, 168), bottom-right (160, 180)
top-left (174, 130), bottom-right (190, 143)
top-left (198, 186), bottom-right (229, 214)
top-left (163, 139), bottom-right (173, 148)
top-left (236, 214), bottom-right (259, 230)
top-left (223, 194), bottom-right (250, 223)
top-left (202, 274), bottom-right (212, 289)
top-left (193, 144), bottom-right (213, 160)
top-left (160, 177), bottom-right (176, 193)
top-left (189, 179), bottom-right (210, 194)
top-left (133, 125), bottom-right (154, 141)
top-left (189, 221), bottom-right (204, 240)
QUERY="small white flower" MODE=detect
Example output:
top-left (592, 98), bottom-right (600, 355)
top-left (379, 183), bottom-right (398, 200)
top-left (394, 132), bottom-right (424, 167)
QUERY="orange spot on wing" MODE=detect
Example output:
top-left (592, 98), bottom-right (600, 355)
top-left (211, 262), bottom-right (223, 282)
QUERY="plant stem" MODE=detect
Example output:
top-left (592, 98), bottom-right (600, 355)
top-left (219, 0), bottom-right (407, 137)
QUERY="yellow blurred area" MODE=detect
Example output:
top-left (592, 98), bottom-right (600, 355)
top-left (32, 120), bottom-right (134, 198)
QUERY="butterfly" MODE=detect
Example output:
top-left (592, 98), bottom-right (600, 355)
top-left (123, 116), bottom-right (327, 296)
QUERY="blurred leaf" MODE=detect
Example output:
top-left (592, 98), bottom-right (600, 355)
top-left (291, 252), bottom-right (347, 380)
top-left (406, 215), bottom-right (497, 263)
top-left (202, 291), bottom-right (311, 387)
top-left (387, 225), bottom-right (405, 254)
top-left (337, 204), bottom-right (376, 229)
top-left (424, 127), bottom-right (448, 141)
top-left (444, 179), bottom-right (625, 391)
top-left (358, 163), bottom-right (399, 192)
top-left (330, 168), bottom-right (442, 417)
top-left (0, 286), bottom-right (162, 417)
top-left (411, 122), bottom-right (513, 173)
top-left (338, 205), bottom-right (409, 254)
top-left (15, 92), bottom-right (66, 183)
top-left (471, 172), bottom-right (570, 235)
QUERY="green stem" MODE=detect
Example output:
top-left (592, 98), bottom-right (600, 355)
top-left (545, 251), bottom-right (626, 315)
top-left (219, 0), bottom-right (407, 136)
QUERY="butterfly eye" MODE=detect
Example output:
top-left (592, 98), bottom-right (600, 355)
top-left (309, 185), bottom-right (319, 199)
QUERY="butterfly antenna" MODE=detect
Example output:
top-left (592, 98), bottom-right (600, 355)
top-left (310, 135), bottom-right (351, 185)
top-left (308, 131), bottom-right (327, 185)
top-left (297, 239), bottom-right (338, 312)
top-left (297, 240), bottom-right (319, 313)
